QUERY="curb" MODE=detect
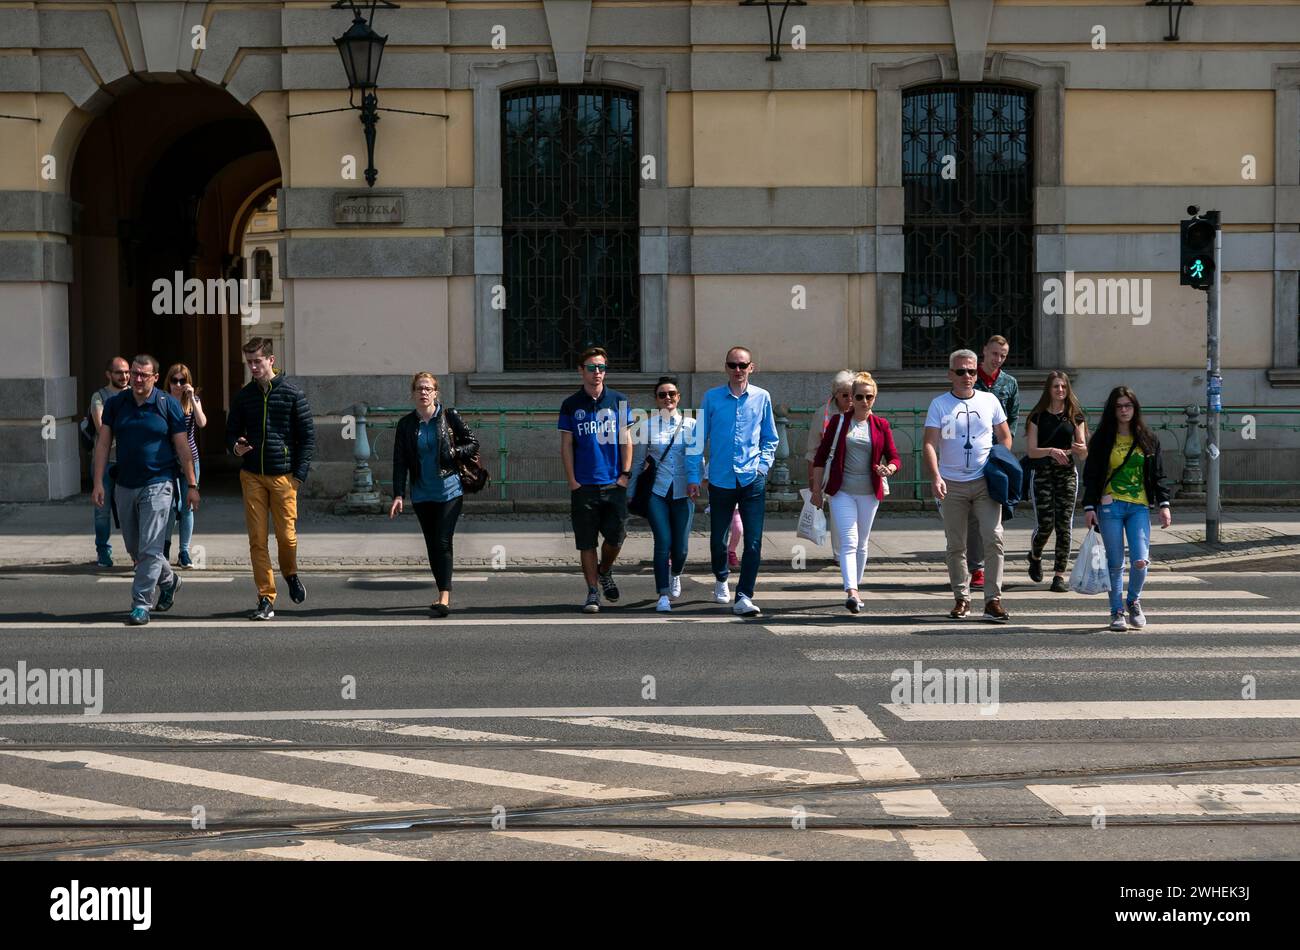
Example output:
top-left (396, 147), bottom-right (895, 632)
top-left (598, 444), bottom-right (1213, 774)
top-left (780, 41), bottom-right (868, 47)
top-left (3, 543), bottom-right (1295, 574)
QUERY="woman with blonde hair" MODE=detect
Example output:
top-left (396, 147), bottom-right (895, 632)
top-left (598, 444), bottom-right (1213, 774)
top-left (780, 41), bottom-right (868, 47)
top-left (390, 373), bottom-right (480, 616)
top-left (163, 362), bottom-right (207, 567)
top-left (811, 372), bottom-right (901, 613)
top-left (804, 370), bottom-right (855, 564)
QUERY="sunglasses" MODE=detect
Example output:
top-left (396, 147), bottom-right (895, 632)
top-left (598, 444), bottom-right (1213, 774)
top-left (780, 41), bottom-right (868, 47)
top-left (129, 370), bottom-right (154, 379)
top-left (952, 368), bottom-right (977, 376)
top-left (854, 393), bottom-right (875, 402)
top-left (582, 363), bottom-right (607, 373)
top-left (726, 361), bottom-right (751, 370)
top-left (170, 377), bottom-right (187, 385)
top-left (656, 391), bottom-right (679, 400)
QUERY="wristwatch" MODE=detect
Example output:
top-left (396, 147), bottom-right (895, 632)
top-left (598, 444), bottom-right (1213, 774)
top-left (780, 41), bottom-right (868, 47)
top-left (620, 470), bottom-right (631, 478)
top-left (188, 483), bottom-right (199, 490)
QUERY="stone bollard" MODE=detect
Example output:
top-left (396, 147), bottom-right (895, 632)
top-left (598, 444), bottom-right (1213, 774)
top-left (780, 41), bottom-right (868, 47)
top-left (339, 402), bottom-right (383, 513)
top-left (1179, 404), bottom-right (1205, 500)
top-left (770, 405), bottom-right (797, 503)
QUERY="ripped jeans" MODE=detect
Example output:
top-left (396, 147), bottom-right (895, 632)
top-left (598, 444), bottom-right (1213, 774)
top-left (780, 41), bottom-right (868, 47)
top-left (1097, 499), bottom-right (1151, 615)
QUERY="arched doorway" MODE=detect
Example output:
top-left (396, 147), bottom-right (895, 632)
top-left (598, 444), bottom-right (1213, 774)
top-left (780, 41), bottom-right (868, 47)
top-left (68, 80), bottom-right (282, 488)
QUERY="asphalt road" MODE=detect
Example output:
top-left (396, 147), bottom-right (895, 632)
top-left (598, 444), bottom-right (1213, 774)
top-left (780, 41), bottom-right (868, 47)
top-left (1, 566), bottom-right (1299, 861)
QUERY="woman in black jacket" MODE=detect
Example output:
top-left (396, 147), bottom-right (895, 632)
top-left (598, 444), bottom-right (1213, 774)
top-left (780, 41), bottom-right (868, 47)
top-left (389, 373), bottom-right (480, 616)
top-left (1081, 386), bottom-right (1172, 631)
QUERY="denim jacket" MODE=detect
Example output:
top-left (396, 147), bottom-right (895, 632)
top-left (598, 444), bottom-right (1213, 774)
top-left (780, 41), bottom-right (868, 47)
top-left (629, 412), bottom-right (696, 500)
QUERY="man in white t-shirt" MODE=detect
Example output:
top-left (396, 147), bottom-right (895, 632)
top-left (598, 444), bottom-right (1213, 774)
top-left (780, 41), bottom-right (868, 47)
top-left (923, 349), bottom-right (1013, 623)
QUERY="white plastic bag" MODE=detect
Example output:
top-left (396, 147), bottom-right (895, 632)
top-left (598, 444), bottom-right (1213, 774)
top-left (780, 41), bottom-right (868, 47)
top-left (1068, 527), bottom-right (1111, 595)
top-left (797, 488), bottom-right (829, 546)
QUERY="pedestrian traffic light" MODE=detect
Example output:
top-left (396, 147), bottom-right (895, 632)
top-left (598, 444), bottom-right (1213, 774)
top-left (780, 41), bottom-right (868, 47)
top-left (1180, 207), bottom-right (1218, 291)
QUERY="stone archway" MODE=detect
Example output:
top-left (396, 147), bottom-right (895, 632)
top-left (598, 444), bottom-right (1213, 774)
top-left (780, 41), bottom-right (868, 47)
top-left (67, 79), bottom-right (282, 490)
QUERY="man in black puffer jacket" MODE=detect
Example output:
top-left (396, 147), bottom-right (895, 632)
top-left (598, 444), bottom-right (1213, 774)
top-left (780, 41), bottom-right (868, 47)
top-left (225, 337), bottom-right (316, 621)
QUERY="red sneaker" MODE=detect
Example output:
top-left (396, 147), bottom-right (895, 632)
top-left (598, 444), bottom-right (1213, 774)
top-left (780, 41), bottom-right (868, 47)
top-left (971, 569), bottom-right (985, 590)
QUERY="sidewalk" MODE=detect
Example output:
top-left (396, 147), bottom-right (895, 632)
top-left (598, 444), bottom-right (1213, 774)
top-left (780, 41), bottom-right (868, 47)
top-left (1, 496), bottom-right (1297, 572)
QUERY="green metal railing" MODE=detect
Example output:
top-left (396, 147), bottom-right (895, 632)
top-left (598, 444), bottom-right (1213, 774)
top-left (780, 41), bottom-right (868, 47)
top-left (344, 404), bottom-right (1300, 501)
top-left (786, 405), bottom-right (1300, 500)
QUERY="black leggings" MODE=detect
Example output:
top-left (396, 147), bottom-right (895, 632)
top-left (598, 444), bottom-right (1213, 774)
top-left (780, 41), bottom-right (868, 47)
top-left (414, 496), bottom-right (464, 591)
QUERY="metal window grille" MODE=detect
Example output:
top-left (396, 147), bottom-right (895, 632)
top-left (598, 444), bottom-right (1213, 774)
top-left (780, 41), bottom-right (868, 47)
top-left (902, 84), bottom-right (1034, 369)
top-left (501, 86), bottom-right (640, 372)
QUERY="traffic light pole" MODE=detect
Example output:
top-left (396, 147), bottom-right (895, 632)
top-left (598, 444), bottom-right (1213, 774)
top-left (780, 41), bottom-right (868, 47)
top-left (1205, 218), bottom-right (1222, 544)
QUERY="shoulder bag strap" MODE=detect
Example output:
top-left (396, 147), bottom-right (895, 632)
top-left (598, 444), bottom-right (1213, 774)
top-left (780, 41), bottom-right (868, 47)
top-left (821, 414), bottom-right (847, 489)
top-left (656, 417), bottom-right (681, 465)
top-left (1103, 437), bottom-right (1139, 491)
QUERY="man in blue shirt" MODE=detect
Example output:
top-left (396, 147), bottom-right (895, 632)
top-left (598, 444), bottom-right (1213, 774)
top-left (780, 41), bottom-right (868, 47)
top-left (92, 354), bottom-right (199, 625)
top-left (558, 347), bottom-right (634, 613)
top-left (687, 346), bottom-right (779, 617)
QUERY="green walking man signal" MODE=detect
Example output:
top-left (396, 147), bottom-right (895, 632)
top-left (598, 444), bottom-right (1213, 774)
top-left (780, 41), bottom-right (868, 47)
top-left (1179, 208), bottom-right (1218, 291)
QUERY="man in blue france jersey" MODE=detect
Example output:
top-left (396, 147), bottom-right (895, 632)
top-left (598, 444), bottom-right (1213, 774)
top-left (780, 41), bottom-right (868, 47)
top-left (558, 346), bottom-right (634, 614)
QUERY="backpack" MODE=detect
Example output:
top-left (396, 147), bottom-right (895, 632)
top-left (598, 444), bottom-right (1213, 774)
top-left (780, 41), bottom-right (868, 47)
top-left (78, 386), bottom-right (113, 452)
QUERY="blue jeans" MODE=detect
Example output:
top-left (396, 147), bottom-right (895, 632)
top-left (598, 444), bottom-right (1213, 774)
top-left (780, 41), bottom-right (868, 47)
top-left (1097, 499), bottom-right (1151, 615)
top-left (165, 459), bottom-right (199, 557)
top-left (94, 466), bottom-right (115, 559)
top-left (646, 489), bottom-right (693, 594)
top-left (708, 474), bottom-right (766, 598)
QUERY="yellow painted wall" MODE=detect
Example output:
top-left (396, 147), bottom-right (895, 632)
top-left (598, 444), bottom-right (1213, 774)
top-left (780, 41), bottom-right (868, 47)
top-left (1065, 91), bottom-right (1273, 186)
top-left (286, 89), bottom-right (468, 189)
top-left (693, 275), bottom-right (848, 372)
top-left (0, 93), bottom-right (84, 193)
top-left (689, 91), bottom-right (875, 188)
top-left (667, 93), bottom-right (693, 188)
top-left (1063, 272), bottom-right (1272, 369)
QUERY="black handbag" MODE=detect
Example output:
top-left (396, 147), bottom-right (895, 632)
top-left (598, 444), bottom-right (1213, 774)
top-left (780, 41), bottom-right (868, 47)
top-left (444, 409), bottom-right (489, 495)
top-left (628, 419), bottom-right (680, 518)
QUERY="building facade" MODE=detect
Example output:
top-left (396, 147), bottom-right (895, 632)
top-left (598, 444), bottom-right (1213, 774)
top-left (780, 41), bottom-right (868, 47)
top-left (1, 0), bottom-right (1298, 500)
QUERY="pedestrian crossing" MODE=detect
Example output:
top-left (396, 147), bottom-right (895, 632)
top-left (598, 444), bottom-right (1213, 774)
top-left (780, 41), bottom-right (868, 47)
top-left (0, 701), bottom-right (1297, 861)
top-left (1, 569), bottom-right (1297, 859)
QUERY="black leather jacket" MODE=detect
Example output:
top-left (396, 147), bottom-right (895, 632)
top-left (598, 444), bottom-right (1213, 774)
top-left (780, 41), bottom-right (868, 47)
top-left (1081, 433), bottom-right (1172, 510)
top-left (392, 406), bottom-right (479, 498)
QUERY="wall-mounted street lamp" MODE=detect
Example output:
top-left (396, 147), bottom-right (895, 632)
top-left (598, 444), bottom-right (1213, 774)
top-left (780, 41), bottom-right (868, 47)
top-left (1146, 0), bottom-right (1193, 42)
top-left (739, 0), bottom-right (808, 63)
top-left (334, 0), bottom-right (389, 186)
top-left (287, 0), bottom-right (447, 188)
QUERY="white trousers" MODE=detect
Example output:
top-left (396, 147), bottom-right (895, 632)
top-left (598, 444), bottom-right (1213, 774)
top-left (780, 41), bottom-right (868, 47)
top-left (829, 490), bottom-right (881, 592)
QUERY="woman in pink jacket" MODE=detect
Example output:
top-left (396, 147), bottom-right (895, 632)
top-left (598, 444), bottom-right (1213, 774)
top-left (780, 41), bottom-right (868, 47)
top-left (810, 372), bottom-right (901, 614)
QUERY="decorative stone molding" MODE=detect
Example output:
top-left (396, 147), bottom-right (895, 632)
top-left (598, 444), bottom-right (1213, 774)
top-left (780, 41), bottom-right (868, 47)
top-left (468, 54), bottom-right (669, 373)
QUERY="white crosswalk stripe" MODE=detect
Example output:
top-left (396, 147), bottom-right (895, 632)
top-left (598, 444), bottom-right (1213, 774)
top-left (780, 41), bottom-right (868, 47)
top-left (0, 750), bottom-right (445, 813)
top-left (491, 829), bottom-right (785, 861)
top-left (0, 783), bottom-right (183, 822)
top-left (883, 700), bottom-right (1300, 721)
top-left (1029, 783), bottom-right (1300, 817)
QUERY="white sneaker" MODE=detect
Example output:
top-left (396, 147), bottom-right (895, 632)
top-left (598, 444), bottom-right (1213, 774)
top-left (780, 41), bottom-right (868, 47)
top-left (670, 574), bottom-right (682, 600)
top-left (734, 594), bottom-right (761, 617)
top-left (713, 580), bottom-right (731, 604)
top-left (656, 595), bottom-right (672, 612)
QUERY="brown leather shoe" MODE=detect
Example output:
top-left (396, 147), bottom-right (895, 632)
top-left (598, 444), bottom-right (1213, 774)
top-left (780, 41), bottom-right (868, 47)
top-left (983, 598), bottom-right (1010, 624)
top-left (949, 598), bottom-right (971, 619)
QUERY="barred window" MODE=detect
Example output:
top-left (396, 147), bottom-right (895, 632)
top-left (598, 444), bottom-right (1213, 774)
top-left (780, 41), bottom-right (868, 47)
top-left (902, 84), bottom-right (1034, 369)
top-left (502, 86), bottom-right (640, 372)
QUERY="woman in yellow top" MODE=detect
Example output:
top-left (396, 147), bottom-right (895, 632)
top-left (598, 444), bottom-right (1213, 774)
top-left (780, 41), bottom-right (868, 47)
top-left (1081, 386), bottom-right (1173, 631)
